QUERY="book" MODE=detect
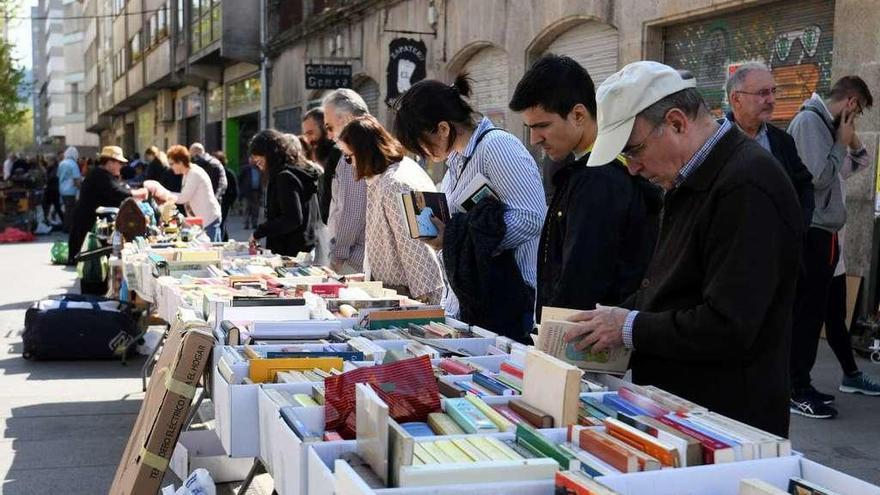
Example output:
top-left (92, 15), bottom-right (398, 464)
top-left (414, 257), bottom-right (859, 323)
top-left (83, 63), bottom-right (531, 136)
top-left (464, 394), bottom-right (515, 432)
top-left (657, 415), bottom-right (735, 464)
top-left (739, 478), bottom-right (789, 495)
top-left (456, 172), bottom-right (499, 211)
top-left (602, 394), bottom-right (652, 417)
top-left (701, 411), bottom-right (791, 457)
top-left (617, 387), bottom-right (670, 418)
top-left (451, 438), bottom-right (491, 461)
top-left (557, 442), bottom-right (619, 477)
top-left (400, 422), bottom-right (435, 437)
top-left (468, 436), bottom-right (519, 461)
top-left (508, 398), bottom-right (554, 428)
top-left (536, 319), bottom-right (630, 375)
top-left (628, 415), bottom-right (702, 467)
top-left (603, 417), bottom-right (680, 467)
top-left (523, 349), bottom-right (583, 427)
top-left (427, 412), bottom-right (465, 435)
top-left (577, 429), bottom-right (639, 473)
top-left (787, 477), bottom-right (842, 495)
top-left (492, 404), bottom-right (528, 426)
top-left (473, 372), bottom-right (517, 396)
top-left (555, 470), bottom-right (621, 495)
top-left (516, 423), bottom-right (576, 470)
top-left (434, 439), bottom-right (473, 463)
top-left (401, 191), bottom-right (450, 238)
top-left (665, 414), bottom-right (748, 461)
top-left (444, 398), bottom-right (499, 434)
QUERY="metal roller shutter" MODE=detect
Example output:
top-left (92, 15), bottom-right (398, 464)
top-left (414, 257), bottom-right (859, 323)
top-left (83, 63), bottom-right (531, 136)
top-left (663, 0), bottom-right (835, 125)
top-left (544, 21), bottom-right (619, 85)
top-left (460, 46), bottom-right (509, 128)
top-left (354, 78), bottom-right (380, 117)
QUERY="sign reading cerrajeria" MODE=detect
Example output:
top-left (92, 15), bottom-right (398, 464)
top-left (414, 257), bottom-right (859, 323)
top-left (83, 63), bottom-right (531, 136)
top-left (305, 64), bottom-right (353, 90)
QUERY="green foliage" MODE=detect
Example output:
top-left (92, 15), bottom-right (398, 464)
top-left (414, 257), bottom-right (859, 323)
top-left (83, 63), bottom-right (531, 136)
top-left (0, 37), bottom-right (25, 132)
top-left (5, 106), bottom-right (32, 151)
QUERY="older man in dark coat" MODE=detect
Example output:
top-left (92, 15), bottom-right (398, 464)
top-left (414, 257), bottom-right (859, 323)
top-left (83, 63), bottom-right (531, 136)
top-left (564, 62), bottom-right (804, 438)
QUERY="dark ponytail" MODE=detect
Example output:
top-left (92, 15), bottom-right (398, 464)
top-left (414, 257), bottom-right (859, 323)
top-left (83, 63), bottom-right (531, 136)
top-left (451, 74), bottom-right (473, 99)
top-left (392, 75), bottom-right (476, 156)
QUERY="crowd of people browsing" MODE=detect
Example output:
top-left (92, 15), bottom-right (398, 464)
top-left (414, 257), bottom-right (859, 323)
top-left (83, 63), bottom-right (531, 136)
top-left (57, 55), bottom-right (880, 438)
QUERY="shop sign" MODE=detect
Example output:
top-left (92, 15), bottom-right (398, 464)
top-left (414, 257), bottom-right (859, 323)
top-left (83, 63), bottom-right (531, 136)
top-left (305, 64), bottom-right (353, 90)
top-left (386, 38), bottom-right (427, 105)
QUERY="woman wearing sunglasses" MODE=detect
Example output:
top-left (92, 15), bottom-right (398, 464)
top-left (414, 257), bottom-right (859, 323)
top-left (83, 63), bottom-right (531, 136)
top-left (337, 115), bottom-right (444, 303)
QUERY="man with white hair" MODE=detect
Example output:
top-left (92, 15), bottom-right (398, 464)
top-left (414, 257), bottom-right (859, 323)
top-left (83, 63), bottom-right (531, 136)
top-left (725, 62), bottom-right (814, 228)
top-left (322, 88), bottom-right (369, 273)
top-left (189, 142), bottom-right (227, 202)
top-left (562, 61), bottom-right (804, 437)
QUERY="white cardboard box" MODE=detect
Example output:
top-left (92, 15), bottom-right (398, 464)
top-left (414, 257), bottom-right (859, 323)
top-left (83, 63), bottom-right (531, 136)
top-left (170, 429), bottom-right (252, 484)
top-left (307, 429), bottom-right (569, 495)
top-left (597, 455), bottom-right (880, 495)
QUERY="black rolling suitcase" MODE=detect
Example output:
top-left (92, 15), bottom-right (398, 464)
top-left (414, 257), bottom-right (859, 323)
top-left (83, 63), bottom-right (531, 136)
top-left (23, 294), bottom-right (137, 360)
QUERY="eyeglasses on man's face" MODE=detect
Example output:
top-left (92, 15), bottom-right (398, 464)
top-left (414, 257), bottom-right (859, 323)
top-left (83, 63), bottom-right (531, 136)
top-left (736, 87), bottom-right (778, 99)
top-left (622, 121), bottom-right (665, 161)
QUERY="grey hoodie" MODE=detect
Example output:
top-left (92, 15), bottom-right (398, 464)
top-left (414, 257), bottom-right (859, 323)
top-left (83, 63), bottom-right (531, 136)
top-left (787, 93), bottom-right (847, 232)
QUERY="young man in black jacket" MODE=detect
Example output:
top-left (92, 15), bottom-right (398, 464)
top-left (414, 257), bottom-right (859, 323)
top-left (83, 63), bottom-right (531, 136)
top-left (725, 62), bottom-right (814, 228)
top-left (509, 55), bottom-right (661, 322)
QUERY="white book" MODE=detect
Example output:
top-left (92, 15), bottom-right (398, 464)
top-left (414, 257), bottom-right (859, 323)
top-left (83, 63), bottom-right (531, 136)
top-left (456, 172), bottom-right (499, 211)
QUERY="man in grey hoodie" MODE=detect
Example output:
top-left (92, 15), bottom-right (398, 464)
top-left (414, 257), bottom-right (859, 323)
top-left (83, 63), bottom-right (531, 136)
top-left (58, 146), bottom-right (82, 233)
top-left (787, 76), bottom-right (873, 420)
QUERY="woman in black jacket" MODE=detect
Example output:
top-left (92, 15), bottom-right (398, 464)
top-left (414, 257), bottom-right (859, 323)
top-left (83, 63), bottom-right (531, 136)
top-left (248, 129), bottom-right (322, 256)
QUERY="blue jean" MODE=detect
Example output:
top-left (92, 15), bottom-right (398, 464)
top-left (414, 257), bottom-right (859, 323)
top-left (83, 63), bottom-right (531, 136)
top-left (204, 219), bottom-right (222, 242)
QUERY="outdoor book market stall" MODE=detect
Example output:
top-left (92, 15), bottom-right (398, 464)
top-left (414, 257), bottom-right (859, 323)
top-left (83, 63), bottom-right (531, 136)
top-left (110, 238), bottom-right (880, 495)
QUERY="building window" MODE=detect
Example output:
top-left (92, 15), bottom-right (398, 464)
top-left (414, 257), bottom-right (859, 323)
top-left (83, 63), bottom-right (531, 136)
top-left (71, 83), bottom-right (79, 113)
top-left (129, 30), bottom-right (142, 63)
top-left (190, 0), bottom-right (221, 54)
top-left (144, 3), bottom-right (169, 52)
top-left (113, 0), bottom-right (127, 15)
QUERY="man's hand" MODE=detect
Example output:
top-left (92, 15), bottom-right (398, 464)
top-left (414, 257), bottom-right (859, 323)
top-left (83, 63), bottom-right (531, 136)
top-left (422, 216), bottom-right (446, 251)
top-left (562, 305), bottom-right (629, 353)
top-left (837, 108), bottom-right (856, 147)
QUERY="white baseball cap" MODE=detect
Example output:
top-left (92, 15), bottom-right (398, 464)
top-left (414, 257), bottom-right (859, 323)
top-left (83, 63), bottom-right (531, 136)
top-left (587, 61), bottom-right (697, 167)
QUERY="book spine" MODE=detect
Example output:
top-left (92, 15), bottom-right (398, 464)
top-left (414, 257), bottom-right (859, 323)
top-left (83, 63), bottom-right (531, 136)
top-left (473, 372), bottom-right (515, 396)
top-left (500, 361), bottom-right (524, 380)
top-left (657, 416), bottom-right (726, 464)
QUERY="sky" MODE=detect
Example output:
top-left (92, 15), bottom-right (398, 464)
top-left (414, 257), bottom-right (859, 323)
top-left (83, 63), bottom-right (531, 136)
top-left (9, 0), bottom-right (39, 70)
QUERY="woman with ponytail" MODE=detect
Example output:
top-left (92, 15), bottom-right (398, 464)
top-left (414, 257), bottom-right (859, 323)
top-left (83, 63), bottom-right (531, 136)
top-left (392, 75), bottom-right (546, 339)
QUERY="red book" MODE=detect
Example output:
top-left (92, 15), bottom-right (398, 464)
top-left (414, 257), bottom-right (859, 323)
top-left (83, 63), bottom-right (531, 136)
top-left (439, 358), bottom-right (475, 375)
top-left (657, 416), bottom-right (734, 464)
top-left (500, 361), bottom-right (524, 380)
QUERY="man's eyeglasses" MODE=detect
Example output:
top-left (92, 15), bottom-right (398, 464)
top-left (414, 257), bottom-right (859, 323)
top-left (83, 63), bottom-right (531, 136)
top-left (736, 87), bottom-right (778, 98)
top-left (622, 122), bottom-right (664, 160)
top-left (343, 154), bottom-right (353, 165)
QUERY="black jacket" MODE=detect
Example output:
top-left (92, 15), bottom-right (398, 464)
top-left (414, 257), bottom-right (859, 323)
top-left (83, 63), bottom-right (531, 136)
top-left (317, 144), bottom-right (341, 224)
top-left (254, 164), bottom-right (321, 256)
top-left (67, 167), bottom-right (132, 262)
top-left (193, 154), bottom-right (225, 198)
top-left (725, 113), bottom-right (814, 228)
top-left (536, 155), bottom-right (661, 321)
top-left (622, 128), bottom-right (804, 438)
top-left (443, 198), bottom-right (535, 343)
top-left (145, 158), bottom-right (182, 193)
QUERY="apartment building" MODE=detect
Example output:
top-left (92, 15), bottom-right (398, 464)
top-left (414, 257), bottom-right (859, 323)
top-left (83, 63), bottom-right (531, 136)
top-left (83, 0), bottom-right (260, 170)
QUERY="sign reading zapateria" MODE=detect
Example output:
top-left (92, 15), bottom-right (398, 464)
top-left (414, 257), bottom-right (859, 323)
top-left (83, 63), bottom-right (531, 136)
top-left (386, 38), bottom-right (427, 105)
top-left (305, 64), bottom-right (353, 90)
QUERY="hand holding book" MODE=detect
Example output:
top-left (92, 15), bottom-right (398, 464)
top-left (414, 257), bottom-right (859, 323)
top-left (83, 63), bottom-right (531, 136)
top-left (562, 305), bottom-right (629, 353)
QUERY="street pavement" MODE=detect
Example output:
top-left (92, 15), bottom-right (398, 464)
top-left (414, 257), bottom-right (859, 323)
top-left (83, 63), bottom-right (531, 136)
top-left (0, 224), bottom-right (878, 494)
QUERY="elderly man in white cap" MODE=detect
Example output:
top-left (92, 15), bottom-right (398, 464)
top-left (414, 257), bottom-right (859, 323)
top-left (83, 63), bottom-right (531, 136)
top-left (562, 61), bottom-right (804, 437)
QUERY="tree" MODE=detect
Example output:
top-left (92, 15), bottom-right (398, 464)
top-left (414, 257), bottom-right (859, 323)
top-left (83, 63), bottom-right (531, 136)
top-left (5, 107), bottom-right (32, 152)
top-left (0, 1), bottom-right (28, 157)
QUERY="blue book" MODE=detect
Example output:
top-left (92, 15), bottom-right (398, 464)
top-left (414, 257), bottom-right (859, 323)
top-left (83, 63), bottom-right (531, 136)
top-left (602, 393), bottom-right (651, 417)
top-left (279, 406), bottom-right (322, 441)
top-left (400, 422), bottom-right (435, 437)
top-left (264, 351), bottom-right (365, 361)
top-left (472, 372), bottom-right (515, 396)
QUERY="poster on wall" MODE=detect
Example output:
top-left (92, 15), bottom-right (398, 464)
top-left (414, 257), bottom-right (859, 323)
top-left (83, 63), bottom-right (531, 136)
top-left (386, 38), bottom-right (427, 105)
top-left (305, 64), bottom-right (353, 90)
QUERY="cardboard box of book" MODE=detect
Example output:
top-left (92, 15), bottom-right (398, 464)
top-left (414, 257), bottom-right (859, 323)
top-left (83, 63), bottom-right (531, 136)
top-left (597, 455), bottom-right (880, 495)
top-left (109, 311), bottom-right (214, 495)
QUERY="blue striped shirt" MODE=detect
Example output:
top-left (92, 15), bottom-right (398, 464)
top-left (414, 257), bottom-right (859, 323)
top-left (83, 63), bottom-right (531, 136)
top-left (441, 117), bottom-right (546, 317)
top-left (623, 118), bottom-right (732, 348)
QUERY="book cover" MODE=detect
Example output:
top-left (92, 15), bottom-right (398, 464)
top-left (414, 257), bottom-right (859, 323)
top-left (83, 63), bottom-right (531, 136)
top-left (537, 319), bottom-right (630, 375)
top-left (787, 477), bottom-right (842, 495)
top-left (401, 191), bottom-right (450, 239)
top-left (577, 429), bottom-right (639, 473)
top-left (457, 173), bottom-right (499, 212)
top-left (740, 478), bottom-right (789, 495)
top-left (657, 415), bottom-right (735, 464)
top-left (603, 417), bottom-right (680, 467)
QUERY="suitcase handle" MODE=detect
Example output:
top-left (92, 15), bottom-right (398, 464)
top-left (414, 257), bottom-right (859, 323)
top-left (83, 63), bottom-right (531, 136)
top-left (59, 298), bottom-right (100, 311)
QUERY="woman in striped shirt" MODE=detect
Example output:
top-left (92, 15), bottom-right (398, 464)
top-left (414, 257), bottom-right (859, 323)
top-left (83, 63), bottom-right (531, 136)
top-left (392, 76), bottom-right (546, 321)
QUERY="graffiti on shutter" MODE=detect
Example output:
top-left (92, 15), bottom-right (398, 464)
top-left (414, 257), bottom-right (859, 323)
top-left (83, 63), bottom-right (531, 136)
top-left (663, 0), bottom-right (834, 125)
top-left (461, 46), bottom-right (509, 128)
top-left (545, 22), bottom-right (619, 86)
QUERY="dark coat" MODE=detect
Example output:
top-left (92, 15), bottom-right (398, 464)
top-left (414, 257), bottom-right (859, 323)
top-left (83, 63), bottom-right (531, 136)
top-left (317, 144), bottom-right (341, 224)
top-left (725, 112), bottom-right (814, 228)
top-left (621, 128), bottom-right (804, 438)
top-left (193, 154), bottom-right (225, 198)
top-left (67, 167), bottom-right (131, 263)
top-left (443, 197), bottom-right (535, 343)
top-left (145, 158), bottom-right (182, 193)
top-left (536, 155), bottom-right (661, 321)
top-left (254, 164), bottom-right (321, 256)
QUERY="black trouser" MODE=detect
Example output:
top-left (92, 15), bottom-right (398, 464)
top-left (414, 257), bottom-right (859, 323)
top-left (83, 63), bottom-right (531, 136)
top-left (62, 196), bottom-right (76, 232)
top-left (43, 191), bottom-right (63, 222)
top-left (824, 274), bottom-right (860, 376)
top-left (220, 201), bottom-right (232, 241)
top-left (791, 228), bottom-right (840, 393)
